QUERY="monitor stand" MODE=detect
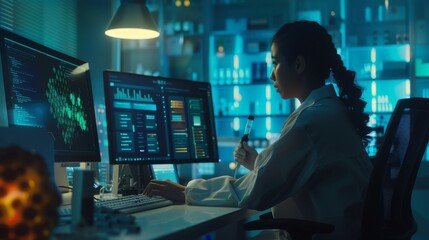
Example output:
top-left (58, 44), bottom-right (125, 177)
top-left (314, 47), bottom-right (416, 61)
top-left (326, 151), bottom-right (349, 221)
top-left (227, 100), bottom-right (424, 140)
top-left (111, 164), bottom-right (120, 196)
top-left (55, 163), bottom-right (71, 193)
top-left (55, 162), bottom-right (92, 193)
top-left (109, 165), bottom-right (151, 196)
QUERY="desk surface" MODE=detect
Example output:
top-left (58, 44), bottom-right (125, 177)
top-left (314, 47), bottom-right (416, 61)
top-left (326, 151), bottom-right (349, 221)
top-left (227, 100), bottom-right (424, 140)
top-left (55, 204), bottom-right (259, 240)
top-left (132, 205), bottom-right (257, 240)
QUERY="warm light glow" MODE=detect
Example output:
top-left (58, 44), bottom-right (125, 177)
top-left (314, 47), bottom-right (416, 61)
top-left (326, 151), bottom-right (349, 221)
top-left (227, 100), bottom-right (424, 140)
top-left (266, 101), bottom-right (271, 115)
top-left (234, 55), bottom-right (239, 69)
top-left (217, 45), bottom-right (225, 57)
top-left (371, 48), bottom-right (376, 63)
top-left (229, 162), bottom-right (237, 170)
top-left (233, 117), bottom-right (240, 131)
top-left (372, 97), bottom-right (377, 112)
top-left (371, 64), bottom-right (377, 79)
top-left (405, 44), bottom-right (410, 63)
top-left (184, 0), bottom-right (190, 7)
top-left (175, 0), bottom-right (182, 7)
top-left (265, 85), bottom-right (271, 100)
top-left (105, 28), bottom-right (160, 40)
top-left (371, 81), bottom-right (377, 96)
top-left (71, 63), bottom-right (89, 75)
top-left (233, 70), bottom-right (238, 83)
top-left (233, 86), bottom-right (241, 101)
top-left (406, 79), bottom-right (411, 96)
top-left (266, 117), bottom-right (271, 131)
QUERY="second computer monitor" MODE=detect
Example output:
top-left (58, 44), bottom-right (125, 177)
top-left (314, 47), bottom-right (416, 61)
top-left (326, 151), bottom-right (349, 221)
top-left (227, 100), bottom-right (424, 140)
top-left (103, 70), bottom-right (219, 165)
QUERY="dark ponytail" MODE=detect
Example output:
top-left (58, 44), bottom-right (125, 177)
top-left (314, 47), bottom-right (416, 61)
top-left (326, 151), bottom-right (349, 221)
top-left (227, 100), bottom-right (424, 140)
top-left (272, 20), bottom-right (371, 146)
top-left (328, 37), bottom-right (371, 146)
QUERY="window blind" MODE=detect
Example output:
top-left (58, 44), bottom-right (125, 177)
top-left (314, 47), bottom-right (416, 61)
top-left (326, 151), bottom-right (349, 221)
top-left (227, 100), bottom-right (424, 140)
top-left (0, 0), bottom-right (77, 56)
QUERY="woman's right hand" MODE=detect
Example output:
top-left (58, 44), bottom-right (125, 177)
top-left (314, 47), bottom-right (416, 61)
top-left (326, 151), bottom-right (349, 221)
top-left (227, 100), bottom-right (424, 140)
top-left (143, 180), bottom-right (186, 204)
top-left (233, 141), bottom-right (258, 171)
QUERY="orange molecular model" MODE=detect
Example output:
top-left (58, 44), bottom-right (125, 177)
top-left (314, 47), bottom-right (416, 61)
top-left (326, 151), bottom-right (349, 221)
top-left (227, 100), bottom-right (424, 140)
top-left (0, 146), bottom-right (61, 240)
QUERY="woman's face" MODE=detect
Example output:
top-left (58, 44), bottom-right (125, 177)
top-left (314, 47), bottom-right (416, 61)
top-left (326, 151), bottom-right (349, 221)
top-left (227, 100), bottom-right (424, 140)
top-left (270, 43), bottom-right (301, 99)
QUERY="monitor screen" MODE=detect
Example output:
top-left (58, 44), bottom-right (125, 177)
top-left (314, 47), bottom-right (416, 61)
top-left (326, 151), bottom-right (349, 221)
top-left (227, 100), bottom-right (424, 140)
top-left (103, 70), bottom-right (219, 164)
top-left (151, 164), bottom-right (180, 183)
top-left (0, 28), bottom-right (100, 163)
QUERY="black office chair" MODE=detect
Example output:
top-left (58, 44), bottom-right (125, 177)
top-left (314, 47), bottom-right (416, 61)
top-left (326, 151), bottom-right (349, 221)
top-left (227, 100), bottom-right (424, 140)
top-left (243, 98), bottom-right (429, 240)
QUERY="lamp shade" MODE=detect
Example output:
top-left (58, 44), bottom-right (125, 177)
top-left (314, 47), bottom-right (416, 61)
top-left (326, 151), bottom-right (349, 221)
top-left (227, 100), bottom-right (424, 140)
top-left (105, 1), bottom-right (159, 40)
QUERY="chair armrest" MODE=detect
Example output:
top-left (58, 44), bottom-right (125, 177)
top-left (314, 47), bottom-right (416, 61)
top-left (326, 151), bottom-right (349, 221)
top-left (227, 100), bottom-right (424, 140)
top-left (243, 218), bottom-right (334, 238)
top-left (258, 212), bottom-right (273, 220)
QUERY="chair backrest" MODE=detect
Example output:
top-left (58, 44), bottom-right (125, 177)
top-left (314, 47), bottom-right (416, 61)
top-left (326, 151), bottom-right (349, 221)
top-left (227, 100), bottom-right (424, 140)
top-left (362, 98), bottom-right (429, 240)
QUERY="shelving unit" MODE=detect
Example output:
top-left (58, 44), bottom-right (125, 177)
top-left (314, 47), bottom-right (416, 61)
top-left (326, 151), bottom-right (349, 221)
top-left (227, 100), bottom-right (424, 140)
top-left (345, 0), bottom-right (419, 157)
top-left (208, 1), bottom-right (295, 177)
top-left (118, 0), bottom-right (429, 176)
top-left (412, 0), bottom-right (429, 167)
top-left (413, 0), bottom-right (429, 101)
top-left (120, 0), bottom-right (209, 80)
top-left (162, 1), bottom-right (207, 80)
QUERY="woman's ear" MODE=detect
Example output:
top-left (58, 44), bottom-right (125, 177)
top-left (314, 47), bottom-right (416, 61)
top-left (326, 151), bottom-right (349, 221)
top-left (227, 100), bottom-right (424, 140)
top-left (295, 55), bottom-right (306, 74)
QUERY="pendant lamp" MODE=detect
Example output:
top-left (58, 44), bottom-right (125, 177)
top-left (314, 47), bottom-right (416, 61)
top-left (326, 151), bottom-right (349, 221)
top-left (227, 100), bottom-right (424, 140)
top-left (105, 0), bottom-right (160, 40)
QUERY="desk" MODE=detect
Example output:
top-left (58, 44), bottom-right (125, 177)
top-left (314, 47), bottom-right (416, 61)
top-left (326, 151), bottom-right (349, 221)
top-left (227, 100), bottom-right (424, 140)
top-left (54, 204), bottom-right (259, 240)
top-left (132, 205), bottom-right (258, 240)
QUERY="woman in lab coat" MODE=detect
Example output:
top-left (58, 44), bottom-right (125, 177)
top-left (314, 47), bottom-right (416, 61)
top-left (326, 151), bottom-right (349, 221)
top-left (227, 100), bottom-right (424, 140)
top-left (144, 20), bottom-right (373, 240)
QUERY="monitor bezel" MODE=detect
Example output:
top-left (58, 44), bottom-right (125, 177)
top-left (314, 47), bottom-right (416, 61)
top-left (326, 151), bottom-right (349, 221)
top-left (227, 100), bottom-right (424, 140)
top-left (103, 70), bottom-right (219, 165)
top-left (0, 27), bottom-right (101, 163)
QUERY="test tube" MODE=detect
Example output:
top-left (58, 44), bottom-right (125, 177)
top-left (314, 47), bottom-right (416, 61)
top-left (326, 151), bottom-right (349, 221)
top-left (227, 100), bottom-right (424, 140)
top-left (234, 115), bottom-right (254, 178)
top-left (241, 115), bottom-right (255, 143)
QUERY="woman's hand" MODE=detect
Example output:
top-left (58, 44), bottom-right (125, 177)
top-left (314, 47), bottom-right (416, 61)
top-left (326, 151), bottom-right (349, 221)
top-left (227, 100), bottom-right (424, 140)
top-left (233, 141), bottom-right (258, 171)
top-left (143, 180), bottom-right (186, 204)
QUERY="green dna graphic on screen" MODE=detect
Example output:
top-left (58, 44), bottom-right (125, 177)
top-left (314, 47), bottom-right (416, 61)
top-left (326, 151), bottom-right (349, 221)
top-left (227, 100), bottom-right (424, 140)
top-left (45, 65), bottom-right (88, 147)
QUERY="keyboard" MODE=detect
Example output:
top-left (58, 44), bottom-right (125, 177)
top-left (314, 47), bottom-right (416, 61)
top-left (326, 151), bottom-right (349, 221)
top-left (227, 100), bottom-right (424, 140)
top-left (58, 206), bottom-right (72, 218)
top-left (95, 194), bottom-right (174, 214)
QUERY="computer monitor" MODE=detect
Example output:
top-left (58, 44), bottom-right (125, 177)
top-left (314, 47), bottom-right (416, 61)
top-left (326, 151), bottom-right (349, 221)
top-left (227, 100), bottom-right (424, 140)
top-left (103, 70), bottom-right (219, 165)
top-left (0, 28), bottom-right (100, 168)
top-left (151, 164), bottom-right (180, 184)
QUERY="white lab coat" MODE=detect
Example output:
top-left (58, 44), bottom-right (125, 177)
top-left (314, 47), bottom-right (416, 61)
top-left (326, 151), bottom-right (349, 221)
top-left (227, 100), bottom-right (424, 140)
top-left (185, 85), bottom-right (373, 240)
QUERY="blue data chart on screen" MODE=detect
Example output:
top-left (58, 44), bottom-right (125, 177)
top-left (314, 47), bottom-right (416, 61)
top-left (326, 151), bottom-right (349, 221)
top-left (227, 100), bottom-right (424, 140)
top-left (104, 71), bottom-right (219, 165)
top-left (109, 82), bottom-right (168, 160)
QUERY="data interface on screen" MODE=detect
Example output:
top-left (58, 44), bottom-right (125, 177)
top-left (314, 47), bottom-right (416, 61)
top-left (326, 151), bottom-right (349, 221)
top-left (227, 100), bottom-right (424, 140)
top-left (104, 70), bottom-right (218, 164)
